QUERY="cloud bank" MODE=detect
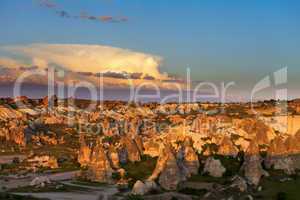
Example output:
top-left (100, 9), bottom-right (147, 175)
top-left (39, 0), bottom-right (128, 23)
top-left (0, 43), bottom-right (165, 79)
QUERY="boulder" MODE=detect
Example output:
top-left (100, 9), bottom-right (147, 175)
top-left (30, 176), bottom-right (51, 187)
top-left (203, 157), bottom-right (226, 178)
top-left (132, 180), bottom-right (158, 195)
top-left (230, 176), bottom-right (247, 192)
top-left (132, 180), bottom-right (148, 195)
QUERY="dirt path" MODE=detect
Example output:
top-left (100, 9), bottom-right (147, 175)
top-left (12, 179), bottom-right (119, 200)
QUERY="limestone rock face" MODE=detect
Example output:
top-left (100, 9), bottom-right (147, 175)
top-left (134, 135), bottom-right (144, 154)
top-left (285, 135), bottom-right (300, 154)
top-left (243, 140), bottom-right (268, 186)
top-left (179, 138), bottom-right (199, 176)
top-left (203, 157), bottom-right (226, 178)
top-left (86, 142), bottom-right (114, 183)
top-left (27, 155), bottom-right (58, 169)
top-left (158, 153), bottom-right (182, 190)
top-left (117, 146), bottom-right (127, 165)
top-left (0, 120), bottom-right (26, 147)
top-left (217, 136), bottom-right (239, 157)
top-left (144, 139), bottom-right (160, 157)
top-left (149, 143), bottom-right (182, 191)
top-left (31, 134), bottom-right (58, 146)
top-left (78, 134), bottom-right (91, 167)
top-left (268, 136), bottom-right (287, 156)
top-left (108, 146), bottom-right (120, 169)
top-left (236, 119), bottom-right (275, 142)
top-left (270, 157), bottom-right (295, 175)
top-left (265, 136), bottom-right (297, 175)
top-left (120, 136), bottom-right (141, 162)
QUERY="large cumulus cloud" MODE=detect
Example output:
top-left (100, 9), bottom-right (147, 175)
top-left (0, 43), bottom-right (165, 79)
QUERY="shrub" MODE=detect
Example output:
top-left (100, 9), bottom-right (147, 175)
top-left (124, 194), bottom-right (144, 200)
top-left (276, 192), bottom-right (287, 200)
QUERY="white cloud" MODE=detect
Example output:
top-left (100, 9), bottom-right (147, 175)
top-left (0, 57), bottom-right (28, 68)
top-left (0, 43), bottom-right (166, 79)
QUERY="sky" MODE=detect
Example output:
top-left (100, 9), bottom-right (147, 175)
top-left (0, 0), bottom-right (300, 99)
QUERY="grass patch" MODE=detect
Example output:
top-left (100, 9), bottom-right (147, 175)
top-left (178, 188), bottom-right (207, 196)
top-left (188, 174), bottom-right (228, 184)
top-left (255, 176), bottom-right (300, 200)
top-left (121, 155), bottom-right (157, 188)
top-left (0, 192), bottom-right (48, 200)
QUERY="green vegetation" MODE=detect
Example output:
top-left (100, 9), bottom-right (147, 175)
top-left (124, 194), bottom-right (144, 200)
top-left (255, 177), bottom-right (300, 200)
top-left (0, 192), bottom-right (48, 200)
top-left (188, 173), bottom-right (228, 184)
top-left (214, 155), bottom-right (243, 177)
top-left (121, 155), bottom-right (157, 188)
top-left (178, 188), bottom-right (207, 196)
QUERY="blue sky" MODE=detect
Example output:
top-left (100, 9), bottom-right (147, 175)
top-left (0, 0), bottom-right (300, 86)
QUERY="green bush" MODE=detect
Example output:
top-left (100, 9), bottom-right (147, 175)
top-left (124, 194), bottom-right (144, 200)
top-left (276, 192), bottom-right (287, 200)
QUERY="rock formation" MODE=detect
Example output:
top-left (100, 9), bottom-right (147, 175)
top-left (86, 140), bottom-right (114, 183)
top-left (120, 136), bottom-right (141, 162)
top-left (203, 157), bottom-right (226, 178)
top-left (132, 180), bottom-right (158, 195)
top-left (108, 146), bottom-right (120, 169)
top-left (178, 138), bottom-right (199, 176)
top-left (149, 143), bottom-right (183, 191)
top-left (243, 139), bottom-right (268, 186)
top-left (217, 136), bottom-right (239, 157)
top-left (78, 133), bottom-right (91, 167)
top-left (27, 155), bottom-right (58, 169)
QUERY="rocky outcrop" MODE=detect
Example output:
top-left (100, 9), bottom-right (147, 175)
top-left (0, 120), bottom-right (26, 147)
top-left (230, 176), bottom-right (247, 192)
top-left (144, 139), bottom-right (161, 157)
top-left (78, 133), bottom-right (91, 167)
top-left (203, 157), bottom-right (226, 178)
top-left (30, 176), bottom-right (51, 188)
top-left (217, 136), bottom-right (239, 157)
top-left (265, 136), bottom-right (297, 175)
top-left (120, 136), bottom-right (141, 162)
top-left (132, 180), bottom-right (158, 195)
top-left (243, 140), bottom-right (268, 186)
top-left (108, 146), bottom-right (120, 169)
top-left (86, 140), bottom-right (114, 183)
top-left (42, 95), bottom-right (58, 108)
top-left (178, 138), bottom-right (199, 176)
top-left (27, 155), bottom-right (58, 169)
top-left (267, 136), bottom-right (287, 156)
top-left (149, 143), bottom-right (183, 191)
